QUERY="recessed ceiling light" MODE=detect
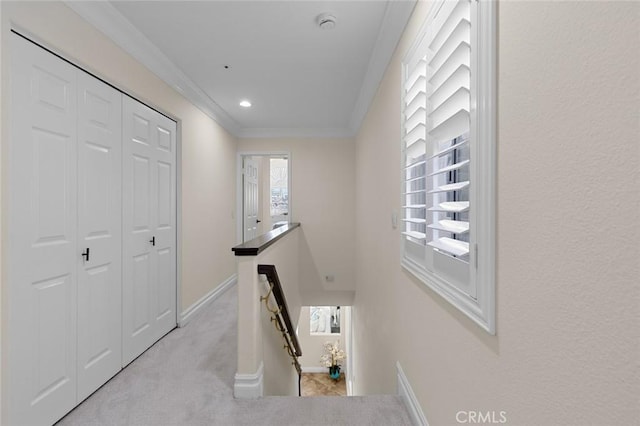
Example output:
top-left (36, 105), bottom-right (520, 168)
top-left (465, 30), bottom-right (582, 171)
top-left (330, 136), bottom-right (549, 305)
top-left (239, 100), bottom-right (252, 108)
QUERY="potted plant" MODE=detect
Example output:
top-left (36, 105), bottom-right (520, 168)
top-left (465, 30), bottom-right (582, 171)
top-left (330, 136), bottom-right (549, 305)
top-left (320, 340), bottom-right (346, 380)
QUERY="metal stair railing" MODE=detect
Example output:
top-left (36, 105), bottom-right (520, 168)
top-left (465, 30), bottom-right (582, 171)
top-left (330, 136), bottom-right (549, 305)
top-left (258, 264), bottom-right (302, 396)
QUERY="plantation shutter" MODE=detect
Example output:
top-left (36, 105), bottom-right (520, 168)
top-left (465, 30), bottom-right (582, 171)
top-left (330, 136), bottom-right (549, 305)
top-left (401, 0), bottom-right (496, 334)
top-left (402, 0), bottom-right (472, 263)
top-left (402, 51), bottom-right (427, 244)
top-left (425, 0), bottom-right (472, 261)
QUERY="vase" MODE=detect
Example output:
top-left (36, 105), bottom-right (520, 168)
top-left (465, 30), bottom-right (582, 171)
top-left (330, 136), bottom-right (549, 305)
top-left (329, 365), bottom-right (341, 380)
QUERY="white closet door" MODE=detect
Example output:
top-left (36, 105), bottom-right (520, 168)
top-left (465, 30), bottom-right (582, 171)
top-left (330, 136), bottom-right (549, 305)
top-left (76, 71), bottom-right (123, 401)
top-left (152, 107), bottom-right (178, 344)
top-left (8, 34), bottom-right (78, 426)
top-left (122, 96), bottom-right (177, 366)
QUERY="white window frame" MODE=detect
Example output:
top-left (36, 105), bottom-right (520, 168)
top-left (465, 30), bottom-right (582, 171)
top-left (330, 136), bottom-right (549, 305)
top-left (401, 0), bottom-right (496, 334)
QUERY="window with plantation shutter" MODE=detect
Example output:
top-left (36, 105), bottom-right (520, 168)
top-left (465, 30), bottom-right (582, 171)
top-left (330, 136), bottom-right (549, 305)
top-left (401, 0), bottom-right (496, 334)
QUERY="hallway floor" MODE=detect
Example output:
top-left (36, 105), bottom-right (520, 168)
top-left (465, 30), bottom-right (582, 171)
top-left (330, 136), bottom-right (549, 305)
top-left (56, 286), bottom-right (412, 426)
top-left (301, 373), bottom-right (347, 397)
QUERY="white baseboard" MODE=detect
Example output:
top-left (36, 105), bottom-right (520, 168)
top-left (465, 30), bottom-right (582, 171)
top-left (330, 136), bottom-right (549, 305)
top-left (178, 274), bottom-right (237, 327)
top-left (234, 362), bottom-right (264, 399)
top-left (397, 362), bottom-right (429, 426)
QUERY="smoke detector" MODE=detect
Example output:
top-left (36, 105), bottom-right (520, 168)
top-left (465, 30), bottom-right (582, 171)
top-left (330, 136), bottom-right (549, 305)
top-left (317, 13), bottom-right (337, 30)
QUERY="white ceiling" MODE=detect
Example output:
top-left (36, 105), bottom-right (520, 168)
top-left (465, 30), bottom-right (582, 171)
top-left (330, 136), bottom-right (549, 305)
top-left (67, 1), bottom-right (416, 138)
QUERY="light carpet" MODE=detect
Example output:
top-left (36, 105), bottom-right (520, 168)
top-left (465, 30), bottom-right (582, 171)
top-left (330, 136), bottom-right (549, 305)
top-left (57, 286), bottom-right (412, 426)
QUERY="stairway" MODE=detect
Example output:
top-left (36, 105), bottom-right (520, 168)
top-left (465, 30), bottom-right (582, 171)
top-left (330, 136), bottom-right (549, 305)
top-left (57, 286), bottom-right (412, 426)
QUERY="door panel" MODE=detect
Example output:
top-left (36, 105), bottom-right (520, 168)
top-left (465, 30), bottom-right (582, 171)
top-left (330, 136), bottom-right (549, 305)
top-left (152, 115), bottom-right (177, 341)
top-left (157, 126), bottom-right (172, 152)
top-left (9, 34), bottom-right (78, 426)
top-left (31, 274), bottom-right (73, 402)
top-left (243, 157), bottom-right (259, 241)
top-left (157, 161), bottom-right (172, 228)
top-left (84, 265), bottom-right (111, 351)
top-left (123, 100), bottom-right (156, 365)
top-left (76, 71), bottom-right (122, 401)
top-left (132, 253), bottom-right (151, 336)
top-left (133, 113), bottom-right (151, 144)
top-left (156, 248), bottom-right (173, 319)
top-left (133, 155), bottom-right (152, 230)
top-left (32, 129), bottom-right (71, 244)
top-left (82, 143), bottom-right (110, 234)
top-left (123, 96), bottom-right (176, 365)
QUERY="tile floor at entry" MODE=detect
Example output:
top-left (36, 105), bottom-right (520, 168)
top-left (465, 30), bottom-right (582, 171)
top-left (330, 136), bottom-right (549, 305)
top-left (301, 373), bottom-right (347, 397)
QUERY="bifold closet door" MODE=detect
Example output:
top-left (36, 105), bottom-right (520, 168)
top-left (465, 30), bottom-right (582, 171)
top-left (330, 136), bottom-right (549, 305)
top-left (8, 34), bottom-right (79, 426)
top-left (76, 71), bottom-right (123, 402)
top-left (9, 34), bottom-right (125, 425)
top-left (122, 95), bottom-right (177, 366)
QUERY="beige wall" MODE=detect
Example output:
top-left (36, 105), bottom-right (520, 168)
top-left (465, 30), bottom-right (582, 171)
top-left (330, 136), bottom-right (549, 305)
top-left (258, 229), bottom-right (302, 396)
top-left (238, 138), bottom-right (356, 295)
top-left (235, 227), bottom-right (302, 396)
top-left (353, 1), bottom-right (639, 425)
top-left (297, 306), bottom-right (346, 371)
top-left (0, 3), bottom-right (238, 417)
top-left (236, 227), bottom-right (349, 396)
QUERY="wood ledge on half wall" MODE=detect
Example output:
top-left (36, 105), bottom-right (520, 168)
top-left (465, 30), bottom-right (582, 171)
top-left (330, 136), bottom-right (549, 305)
top-left (232, 223), bottom-right (301, 256)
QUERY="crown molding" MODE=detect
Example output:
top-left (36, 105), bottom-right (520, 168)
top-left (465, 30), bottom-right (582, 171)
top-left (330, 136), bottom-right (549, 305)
top-left (64, 0), bottom-right (241, 135)
top-left (348, 0), bottom-right (417, 135)
top-left (236, 126), bottom-right (354, 140)
top-left (65, 0), bottom-right (415, 139)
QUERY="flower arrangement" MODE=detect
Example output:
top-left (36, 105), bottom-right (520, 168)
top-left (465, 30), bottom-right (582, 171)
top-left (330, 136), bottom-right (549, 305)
top-left (320, 340), bottom-right (346, 369)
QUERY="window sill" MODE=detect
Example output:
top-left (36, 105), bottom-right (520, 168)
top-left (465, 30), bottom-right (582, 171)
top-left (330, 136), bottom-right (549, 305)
top-left (401, 257), bottom-right (494, 335)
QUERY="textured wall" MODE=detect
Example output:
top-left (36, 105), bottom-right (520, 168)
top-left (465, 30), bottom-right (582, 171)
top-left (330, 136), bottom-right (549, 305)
top-left (353, 1), bottom-right (639, 425)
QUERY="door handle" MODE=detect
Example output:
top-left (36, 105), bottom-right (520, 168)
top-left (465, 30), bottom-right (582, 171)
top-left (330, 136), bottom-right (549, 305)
top-left (82, 248), bottom-right (90, 262)
top-left (256, 219), bottom-right (262, 223)
top-left (150, 236), bottom-right (156, 246)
